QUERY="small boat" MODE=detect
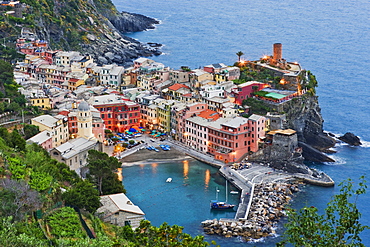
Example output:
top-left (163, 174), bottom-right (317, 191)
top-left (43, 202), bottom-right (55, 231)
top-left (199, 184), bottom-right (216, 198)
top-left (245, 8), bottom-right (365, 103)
top-left (210, 200), bottom-right (235, 210)
top-left (166, 177), bottom-right (172, 183)
top-left (230, 191), bottom-right (239, 195)
top-left (210, 187), bottom-right (235, 210)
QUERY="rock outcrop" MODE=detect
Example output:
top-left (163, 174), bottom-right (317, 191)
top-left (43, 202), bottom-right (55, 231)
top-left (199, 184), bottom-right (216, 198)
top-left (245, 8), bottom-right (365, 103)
top-left (338, 132), bottom-right (362, 146)
top-left (20, 0), bottom-right (162, 66)
top-left (277, 95), bottom-right (336, 162)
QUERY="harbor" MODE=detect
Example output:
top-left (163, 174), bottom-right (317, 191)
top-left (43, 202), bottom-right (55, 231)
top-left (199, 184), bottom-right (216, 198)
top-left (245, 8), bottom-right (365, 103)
top-left (118, 134), bottom-right (334, 241)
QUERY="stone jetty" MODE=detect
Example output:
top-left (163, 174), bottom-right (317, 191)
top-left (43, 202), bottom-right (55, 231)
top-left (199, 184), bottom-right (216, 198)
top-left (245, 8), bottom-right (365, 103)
top-left (201, 182), bottom-right (300, 241)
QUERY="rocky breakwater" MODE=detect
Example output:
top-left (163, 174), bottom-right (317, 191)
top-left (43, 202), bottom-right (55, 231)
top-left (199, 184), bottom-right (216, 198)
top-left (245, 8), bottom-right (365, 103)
top-left (201, 182), bottom-right (300, 241)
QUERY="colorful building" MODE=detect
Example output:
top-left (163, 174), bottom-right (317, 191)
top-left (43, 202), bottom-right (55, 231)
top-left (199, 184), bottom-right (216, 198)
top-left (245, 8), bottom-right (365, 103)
top-left (92, 95), bottom-right (141, 133)
top-left (207, 115), bottom-right (266, 163)
top-left (232, 81), bottom-right (269, 105)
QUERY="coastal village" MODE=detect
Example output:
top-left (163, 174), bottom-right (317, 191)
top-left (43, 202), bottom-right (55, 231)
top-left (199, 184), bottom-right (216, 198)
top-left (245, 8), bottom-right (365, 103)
top-left (5, 25), bottom-right (336, 240)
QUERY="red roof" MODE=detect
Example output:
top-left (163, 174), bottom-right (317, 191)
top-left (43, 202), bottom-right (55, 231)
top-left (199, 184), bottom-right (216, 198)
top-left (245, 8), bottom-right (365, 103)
top-left (58, 110), bottom-right (70, 116)
top-left (198, 109), bottom-right (220, 120)
top-left (168, 83), bottom-right (189, 91)
top-left (69, 78), bottom-right (79, 82)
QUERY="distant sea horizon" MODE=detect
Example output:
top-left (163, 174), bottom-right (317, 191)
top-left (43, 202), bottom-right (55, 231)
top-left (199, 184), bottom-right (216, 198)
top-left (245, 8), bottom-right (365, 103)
top-left (114, 0), bottom-right (370, 246)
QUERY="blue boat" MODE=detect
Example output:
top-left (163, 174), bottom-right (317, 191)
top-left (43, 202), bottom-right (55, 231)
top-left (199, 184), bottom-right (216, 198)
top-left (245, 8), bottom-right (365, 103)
top-left (210, 200), bottom-right (235, 210)
top-left (160, 144), bottom-right (170, 151)
top-left (210, 187), bottom-right (235, 210)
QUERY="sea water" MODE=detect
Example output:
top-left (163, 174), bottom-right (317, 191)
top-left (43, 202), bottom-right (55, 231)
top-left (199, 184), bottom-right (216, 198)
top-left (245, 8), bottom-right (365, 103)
top-left (116, 0), bottom-right (370, 245)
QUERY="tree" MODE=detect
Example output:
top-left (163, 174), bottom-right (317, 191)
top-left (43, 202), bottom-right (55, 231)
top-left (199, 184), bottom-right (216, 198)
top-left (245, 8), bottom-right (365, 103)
top-left (115, 220), bottom-right (218, 246)
top-left (10, 129), bottom-right (26, 152)
top-left (101, 172), bottom-right (126, 195)
top-left (0, 178), bottom-right (42, 221)
top-left (87, 150), bottom-right (122, 195)
top-left (62, 180), bottom-right (100, 213)
top-left (236, 51), bottom-right (244, 62)
top-left (278, 176), bottom-right (369, 246)
top-left (23, 124), bottom-right (40, 139)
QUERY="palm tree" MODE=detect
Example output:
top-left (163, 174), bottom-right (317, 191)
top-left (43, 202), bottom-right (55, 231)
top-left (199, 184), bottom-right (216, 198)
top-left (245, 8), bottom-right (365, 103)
top-left (236, 51), bottom-right (244, 62)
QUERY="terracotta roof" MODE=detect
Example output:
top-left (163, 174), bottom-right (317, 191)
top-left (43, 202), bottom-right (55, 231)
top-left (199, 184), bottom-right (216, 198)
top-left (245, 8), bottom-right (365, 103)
top-left (198, 109), bottom-right (220, 120)
top-left (168, 83), bottom-right (189, 91)
top-left (58, 110), bottom-right (69, 116)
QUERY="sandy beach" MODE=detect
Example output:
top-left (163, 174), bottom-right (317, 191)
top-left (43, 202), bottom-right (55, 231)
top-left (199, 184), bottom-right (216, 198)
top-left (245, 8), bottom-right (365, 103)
top-left (120, 147), bottom-right (189, 164)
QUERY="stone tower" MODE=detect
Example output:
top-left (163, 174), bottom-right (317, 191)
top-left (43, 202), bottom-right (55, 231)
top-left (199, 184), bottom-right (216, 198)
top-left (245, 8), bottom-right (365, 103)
top-left (77, 100), bottom-right (94, 140)
top-left (273, 43), bottom-right (282, 61)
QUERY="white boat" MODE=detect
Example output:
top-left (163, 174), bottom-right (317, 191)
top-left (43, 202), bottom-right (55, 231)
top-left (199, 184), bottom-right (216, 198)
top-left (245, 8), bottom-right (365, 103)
top-left (230, 191), bottom-right (239, 195)
top-left (166, 177), bottom-right (172, 183)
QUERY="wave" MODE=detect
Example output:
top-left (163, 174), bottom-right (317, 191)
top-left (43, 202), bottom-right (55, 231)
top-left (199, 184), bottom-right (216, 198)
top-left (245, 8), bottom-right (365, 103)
top-left (325, 155), bottom-right (347, 165)
top-left (360, 140), bottom-right (370, 148)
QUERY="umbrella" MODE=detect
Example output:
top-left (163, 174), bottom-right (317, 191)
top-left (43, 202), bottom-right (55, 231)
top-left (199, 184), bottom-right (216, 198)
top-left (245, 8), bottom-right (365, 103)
top-left (129, 128), bottom-right (137, 132)
top-left (140, 129), bottom-right (146, 131)
top-left (127, 132), bottom-right (133, 135)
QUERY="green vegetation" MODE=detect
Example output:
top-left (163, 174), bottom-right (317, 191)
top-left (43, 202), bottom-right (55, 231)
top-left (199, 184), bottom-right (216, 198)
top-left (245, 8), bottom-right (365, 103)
top-left (0, 126), bottom-right (216, 246)
top-left (46, 207), bottom-right (85, 238)
top-left (87, 150), bottom-right (125, 195)
top-left (236, 51), bottom-right (244, 62)
top-left (0, 46), bottom-right (25, 63)
top-left (0, 0), bottom-right (120, 51)
top-left (242, 98), bottom-right (273, 116)
top-left (279, 176), bottom-right (369, 246)
top-left (0, 60), bottom-right (39, 115)
top-left (116, 220), bottom-right (218, 246)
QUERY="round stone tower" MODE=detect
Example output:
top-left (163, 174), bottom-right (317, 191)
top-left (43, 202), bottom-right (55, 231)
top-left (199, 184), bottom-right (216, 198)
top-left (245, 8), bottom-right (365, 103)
top-left (77, 100), bottom-right (94, 140)
top-left (273, 43), bottom-right (282, 61)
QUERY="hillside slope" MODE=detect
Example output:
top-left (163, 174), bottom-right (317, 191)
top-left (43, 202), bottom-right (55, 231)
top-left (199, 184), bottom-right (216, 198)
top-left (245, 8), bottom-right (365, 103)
top-left (1, 0), bottom-right (161, 65)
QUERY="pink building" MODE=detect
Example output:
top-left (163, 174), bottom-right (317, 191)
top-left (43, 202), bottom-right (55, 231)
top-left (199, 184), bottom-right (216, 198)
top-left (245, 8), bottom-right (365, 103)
top-left (232, 81), bottom-right (269, 105)
top-left (26, 130), bottom-right (53, 151)
top-left (208, 115), bottom-right (266, 163)
top-left (172, 103), bottom-right (209, 142)
top-left (184, 109), bottom-right (221, 152)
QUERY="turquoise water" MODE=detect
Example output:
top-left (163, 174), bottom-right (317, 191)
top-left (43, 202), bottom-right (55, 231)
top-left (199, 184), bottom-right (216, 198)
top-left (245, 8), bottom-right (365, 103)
top-left (116, 0), bottom-right (370, 245)
top-left (121, 159), bottom-right (244, 244)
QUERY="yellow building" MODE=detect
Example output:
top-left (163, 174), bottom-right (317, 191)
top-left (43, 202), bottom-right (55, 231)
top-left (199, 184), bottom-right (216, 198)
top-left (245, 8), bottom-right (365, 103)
top-left (31, 115), bottom-right (69, 148)
top-left (157, 100), bottom-right (176, 133)
top-left (30, 97), bottom-right (52, 110)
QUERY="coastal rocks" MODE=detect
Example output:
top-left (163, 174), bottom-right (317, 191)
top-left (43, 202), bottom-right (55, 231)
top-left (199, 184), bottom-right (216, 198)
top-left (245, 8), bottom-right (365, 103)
top-left (338, 132), bottom-right (362, 146)
top-left (280, 95), bottom-right (336, 162)
top-left (299, 142), bottom-right (335, 162)
top-left (202, 182), bottom-right (300, 242)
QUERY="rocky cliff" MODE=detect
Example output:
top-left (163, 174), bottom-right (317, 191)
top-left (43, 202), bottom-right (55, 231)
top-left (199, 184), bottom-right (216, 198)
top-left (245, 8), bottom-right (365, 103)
top-left (275, 95), bottom-right (336, 162)
top-left (4, 0), bottom-right (161, 65)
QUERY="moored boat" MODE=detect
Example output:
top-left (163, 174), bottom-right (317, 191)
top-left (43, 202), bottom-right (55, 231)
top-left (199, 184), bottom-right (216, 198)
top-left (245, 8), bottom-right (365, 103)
top-left (210, 187), bottom-right (235, 210)
top-left (210, 200), bottom-right (235, 210)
